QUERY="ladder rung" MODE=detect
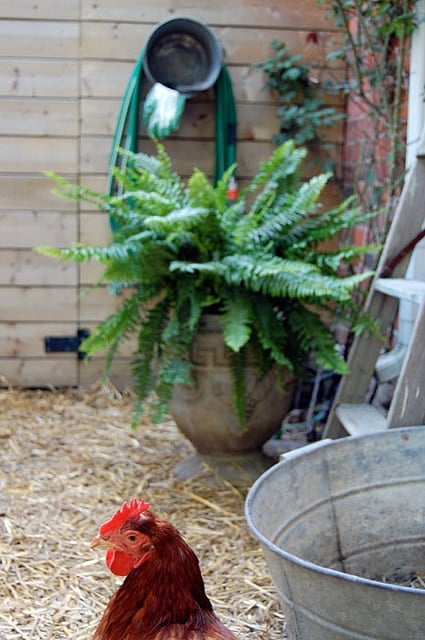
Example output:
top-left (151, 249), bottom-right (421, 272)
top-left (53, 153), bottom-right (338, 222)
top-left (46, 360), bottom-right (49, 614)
top-left (336, 403), bottom-right (387, 436)
top-left (375, 278), bottom-right (425, 303)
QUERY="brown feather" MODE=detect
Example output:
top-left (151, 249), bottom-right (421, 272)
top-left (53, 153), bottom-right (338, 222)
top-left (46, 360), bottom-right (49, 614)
top-left (93, 512), bottom-right (239, 640)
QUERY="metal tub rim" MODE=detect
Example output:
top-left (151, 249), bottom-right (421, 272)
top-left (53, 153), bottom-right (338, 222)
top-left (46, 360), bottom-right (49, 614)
top-left (245, 427), bottom-right (425, 597)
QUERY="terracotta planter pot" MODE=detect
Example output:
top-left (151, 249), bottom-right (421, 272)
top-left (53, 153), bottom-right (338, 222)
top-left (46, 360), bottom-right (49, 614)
top-left (170, 315), bottom-right (294, 454)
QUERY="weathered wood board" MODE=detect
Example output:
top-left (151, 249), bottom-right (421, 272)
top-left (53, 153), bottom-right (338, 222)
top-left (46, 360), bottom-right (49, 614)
top-left (0, 0), bottom-right (346, 389)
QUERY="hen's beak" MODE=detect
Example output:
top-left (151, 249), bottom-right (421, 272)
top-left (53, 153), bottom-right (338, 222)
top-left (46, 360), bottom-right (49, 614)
top-left (90, 535), bottom-right (105, 548)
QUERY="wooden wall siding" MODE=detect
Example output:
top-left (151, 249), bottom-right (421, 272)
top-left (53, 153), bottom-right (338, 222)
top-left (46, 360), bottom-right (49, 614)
top-left (0, 0), bottom-right (344, 390)
top-left (0, 3), bottom-right (80, 386)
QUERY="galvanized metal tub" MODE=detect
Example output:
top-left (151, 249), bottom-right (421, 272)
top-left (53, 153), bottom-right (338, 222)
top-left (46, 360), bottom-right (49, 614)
top-left (245, 427), bottom-right (425, 639)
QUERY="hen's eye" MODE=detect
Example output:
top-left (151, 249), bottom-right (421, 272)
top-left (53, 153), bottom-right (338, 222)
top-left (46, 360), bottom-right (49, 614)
top-left (127, 534), bottom-right (137, 543)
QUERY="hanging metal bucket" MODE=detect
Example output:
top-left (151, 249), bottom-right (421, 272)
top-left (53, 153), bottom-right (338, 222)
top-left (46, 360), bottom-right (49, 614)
top-left (245, 427), bottom-right (425, 639)
top-left (143, 17), bottom-right (222, 96)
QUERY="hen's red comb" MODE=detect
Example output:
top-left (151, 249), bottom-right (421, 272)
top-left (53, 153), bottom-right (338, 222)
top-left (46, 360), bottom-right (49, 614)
top-left (99, 498), bottom-right (150, 536)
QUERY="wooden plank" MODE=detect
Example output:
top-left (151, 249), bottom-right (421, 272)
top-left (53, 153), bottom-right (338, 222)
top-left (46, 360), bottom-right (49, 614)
top-left (0, 137), bottom-right (78, 174)
top-left (80, 99), bottom-right (280, 140)
top-left (335, 403), bottom-right (387, 436)
top-left (0, 1), bottom-right (79, 20)
top-left (0, 287), bottom-right (77, 322)
top-left (80, 175), bottom-right (108, 193)
top-left (0, 358), bottom-right (78, 387)
top-left (79, 357), bottom-right (134, 390)
top-left (79, 61), bottom-right (285, 102)
top-left (81, 61), bottom-right (134, 98)
top-left (0, 60), bottom-right (79, 98)
top-left (80, 60), bottom-right (346, 104)
top-left (79, 286), bottom-right (139, 322)
top-left (80, 262), bottom-right (104, 286)
top-left (80, 136), bottom-right (111, 175)
top-left (0, 178), bottom-right (77, 211)
top-left (79, 287), bottom-right (124, 322)
top-left (0, 322), bottom-right (79, 357)
top-left (0, 213), bottom-right (77, 248)
top-left (80, 98), bottom-right (122, 136)
top-left (216, 27), bottom-right (343, 67)
top-left (81, 22), bottom-right (151, 60)
top-left (80, 212), bottom-right (111, 245)
top-left (82, 0), bottom-right (335, 30)
top-left (0, 250), bottom-right (77, 286)
top-left (81, 98), bottom-right (344, 143)
top-left (0, 21), bottom-right (79, 59)
top-left (81, 22), bottom-right (342, 67)
top-left (375, 278), bottom-right (425, 303)
top-left (387, 298), bottom-right (425, 428)
top-left (0, 99), bottom-right (79, 136)
top-left (80, 61), bottom-right (275, 103)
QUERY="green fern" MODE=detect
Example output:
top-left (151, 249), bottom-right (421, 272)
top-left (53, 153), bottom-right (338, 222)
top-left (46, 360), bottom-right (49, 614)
top-left (37, 140), bottom-right (377, 427)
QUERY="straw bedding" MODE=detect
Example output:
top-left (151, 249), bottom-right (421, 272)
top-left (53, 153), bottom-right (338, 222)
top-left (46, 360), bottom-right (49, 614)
top-left (0, 385), bottom-right (285, 640)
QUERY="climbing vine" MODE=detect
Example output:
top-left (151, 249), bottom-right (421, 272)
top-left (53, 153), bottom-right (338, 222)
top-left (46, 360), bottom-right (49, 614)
top-left (257, 40), bottom-right (342, 148)
top-left (319, 0), bottom-right (419, 245)
top-left (260, 1), bottom-right (420, 249)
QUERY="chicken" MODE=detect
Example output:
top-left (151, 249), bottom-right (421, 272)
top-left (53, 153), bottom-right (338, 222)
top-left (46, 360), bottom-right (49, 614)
top-left (91, 498), bottom-right (239, 640)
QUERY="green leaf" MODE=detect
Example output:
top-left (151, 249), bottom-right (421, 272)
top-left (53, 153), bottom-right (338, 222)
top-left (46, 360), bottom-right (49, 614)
top-left (220, 295), bottom-right (252, 352)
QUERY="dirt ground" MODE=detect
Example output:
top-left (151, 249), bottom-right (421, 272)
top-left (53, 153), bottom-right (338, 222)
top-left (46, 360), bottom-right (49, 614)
top-left (0, 385), bottom-right (285, 640)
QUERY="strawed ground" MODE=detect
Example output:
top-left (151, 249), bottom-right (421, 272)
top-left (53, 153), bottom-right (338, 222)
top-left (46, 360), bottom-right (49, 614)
top-left (0, 386), bottom-right (284, 640)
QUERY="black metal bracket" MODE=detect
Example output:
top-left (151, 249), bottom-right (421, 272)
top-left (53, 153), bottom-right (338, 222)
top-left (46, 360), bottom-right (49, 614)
top-left (44, 328), bottom-right (90, 360)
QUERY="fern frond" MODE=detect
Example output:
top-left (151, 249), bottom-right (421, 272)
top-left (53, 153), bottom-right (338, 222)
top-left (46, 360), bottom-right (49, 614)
top-left (44, 171), bottom-right (111, 210)
top-left (312, 244), bottom-right (382, 272)
top-left (80, 288), bottom-right (146, 357)
top-left (35, 244), bottom-right (113, 263)
top-left (247, 140), bottom-right (306, 193)
top-left (247, 174), bottom-right (331, 247)
top-left (288, 198), bottom-right (379, 251)
top-left (220, 293), bottom-right (253, 352)
top-left (251, 298), bottom-right (293, 369)
top-left (169, 260), bottom-right (227, 277)
top-left (220, 255), bottom-right (372, 302)
top-left (286, 305), bottom-right (348, 374)
top-left (111, 190), bottom-right (176, 217)
top-left (186, 169), bottom-right (216, 208)
top-left (130, 297), bottom-right (171, 408)
top-left (220, 200), bottom-right (246, 238)
top-left (213, 164), bottom-right (237, 211)
top-left (131, 150), bottom-right (161, 174)
top-left (144, 207), bottom-right (210, 232)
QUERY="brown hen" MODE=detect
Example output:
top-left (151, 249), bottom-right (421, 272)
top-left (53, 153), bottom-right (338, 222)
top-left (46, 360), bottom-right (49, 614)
top-left (91, 499), bottom-right (239, 640)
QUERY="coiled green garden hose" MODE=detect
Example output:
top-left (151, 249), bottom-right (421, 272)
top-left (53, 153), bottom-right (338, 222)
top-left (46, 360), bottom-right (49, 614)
top-left (107, 48), bottom-right (145, 205)
top-left (214, 65), bottom-right (237, 184)
top-left (107, 49), bottom-right (237, 210)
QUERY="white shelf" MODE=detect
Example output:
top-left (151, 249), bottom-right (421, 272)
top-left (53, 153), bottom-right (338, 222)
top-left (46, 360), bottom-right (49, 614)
top-left (336, 403), bottom-right (387, 436)
top-left (375, 278), bottom-right (425, 303)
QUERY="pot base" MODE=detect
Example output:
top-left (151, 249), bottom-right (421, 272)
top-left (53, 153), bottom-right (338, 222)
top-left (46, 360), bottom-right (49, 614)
top-left (173, 451), bottom-right (273, 485)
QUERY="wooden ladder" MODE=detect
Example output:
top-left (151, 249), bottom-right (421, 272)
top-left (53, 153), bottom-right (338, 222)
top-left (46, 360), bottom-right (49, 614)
top-left (324, 127), bottom-right (425, 439)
